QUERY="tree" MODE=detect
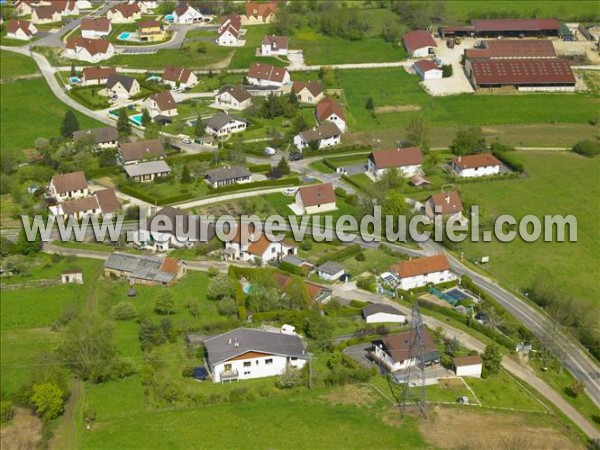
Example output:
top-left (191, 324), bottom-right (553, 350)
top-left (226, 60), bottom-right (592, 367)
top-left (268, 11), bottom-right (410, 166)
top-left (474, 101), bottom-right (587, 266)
top-left (117, 107), bottom-right (132, 136)
top-left (277, 157), bottom-right (290, 175)
top-left (60, 110), bottom-right (79, 138)
top-left (303, 309), bottom-right (332, 351)
top-left (180, 165), bottom-right (191, 184)
top-left (58, 314), bottom-right (118, 382)
top-left (442, 64), bottom-right (453, 78)
top-left (207, 275), bottom-right (235, 301)
top-left (0, 237), bottom-right (15, 257)
top-left (405, 116), bottom-right (430, 153)
top-left (450, 126), bottom-right (487, 155)
top-left (482, 344), bottom-right (502, 375)
top-left (365, 96), bottom-right (375, 110)
top-left (3, 254), bottom-right (28, 276)
top-left (217, 298), bottom-right (238, 316)
top-left (284, 277), bottom-right (311, 310)
top-left (381, 190), bottom-right (407, 218)
top-left (31, 383), bottom-right (64, 421)
top-left (187, 300), bottom-right (200, 318)
top-left (194, 114), bottom-right (206, 137)
top-left (568, 380), bottom-right (586, 397)
top-left (292, 114), bottom-right (308, 135)
top-left (70, 63), bottom-right (76, 77)
top-left (139, 319), bottom-right (168, 351)
top-left (141, 109), bottom-right (152, 128)
top-left (110, 302), bottom-right (136, 320)
top-left (14, 227), bottom-right (42, 255)
top-left (308, 140), bottom-right (320, 152)
top-left (154, 292), bottom-right (175, 315)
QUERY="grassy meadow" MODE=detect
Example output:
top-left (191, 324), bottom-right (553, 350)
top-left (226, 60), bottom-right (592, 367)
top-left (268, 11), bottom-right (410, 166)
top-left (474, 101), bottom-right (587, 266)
top-left (0, 50), bottom-right (39, 79)
top-left (444, 1), bottom-right (599, 22)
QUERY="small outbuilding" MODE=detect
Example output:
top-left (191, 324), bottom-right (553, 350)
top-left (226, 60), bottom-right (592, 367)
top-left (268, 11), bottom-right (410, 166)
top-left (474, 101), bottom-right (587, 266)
top-left (362, 304), bottom-right (407, 324)
top-left (452, 355), bottom-right (483, 378)
top-left (414, 60), bottom-right (443, 80)
top-left (61, 270), bottom-right (83, 284)
top-left (316, 261), bottom-right (345, 281)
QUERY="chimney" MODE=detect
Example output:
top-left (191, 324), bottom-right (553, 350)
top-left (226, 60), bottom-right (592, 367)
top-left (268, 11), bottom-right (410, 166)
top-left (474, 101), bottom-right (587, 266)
top-left (227, 338), bottom-right (232, 345)
top-left (445, 194), bottom-right (450, 204)
top-left (234, 338), bottom-right (239, 347)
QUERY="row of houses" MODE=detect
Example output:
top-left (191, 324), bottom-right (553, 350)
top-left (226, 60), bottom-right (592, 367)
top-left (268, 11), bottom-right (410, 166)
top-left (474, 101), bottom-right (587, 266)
top-left (14, 0), bottom-right (79, 24)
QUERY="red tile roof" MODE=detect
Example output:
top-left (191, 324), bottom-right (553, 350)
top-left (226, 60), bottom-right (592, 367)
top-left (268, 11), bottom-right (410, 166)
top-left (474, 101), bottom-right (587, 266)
top-left (262, 35), bottom-right (288, 49)
top-left (81, 18), bottom-right (111, 32)
top-left (452, 153), bottom-right (501, 169)
top-left (219, 13), bottom-right (241, 32)
top-left (466, 39), bottom-right (556, 59)
top-left (298, 183), bottom-right (335, 208)
top-left (94, 189), bottom-right (121, 213)
top-left (391, 254), bottom-right (451, 278)
top-left (403, 30), bottom-right (437, 52)
top-left (370, 147), bottom-right (423, 169)
top-left (245, 1), bottom-right (277, 20)
top-left (471, 18), bottom-right (560, 33)
top-left (218, 85), bottom-right (251, 103)
top-left (109, 3), bottom-right (140, 18)
top-left (470, 58), bottom-right (575, 86)
top-left (148, 91), bottom-right (177, 111)
top-left (6, 19), bottom-right (34, 36)
top-left (429, 191), bottom-right (463, 215)
top-left (247, 62), bottom-right (288, 83)
top-left (316, 97), bottom-right (345, 122)
top-left (61, 196), bottom-right (98, 215)
top-left (414, 59), bottom-right (439, 72)
top-left (51, 171), bottom-right (87, 194)
top-left (382, 330), bottom-right (437, 363)
top-left (160, 257), bottom-right (181, 275)
top-left (33, 4), bottom-right (61, 20)
top-left (162, 66), bottom-right (194, 84)
top-left (82, 66), bottom-right (117, 81)
top-left (453, 355), bottom-right (483, 367)
top-left (66, 37), bottom-right (112, 56)
top-left (292, 80), bottom-right (323, 97)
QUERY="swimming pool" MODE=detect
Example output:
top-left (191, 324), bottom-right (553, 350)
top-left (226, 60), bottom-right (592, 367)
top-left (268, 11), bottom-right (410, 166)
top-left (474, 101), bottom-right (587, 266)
top-left (117, 32), bottom-right (133, 41)
top-left (164, 14), bottom-right (174, 21)
top-left (186, 119), bottom-right (197, 127)
top-left (146, 75), bottom-right (161, 82)
top-left (446, 288), bottom-right (470, 301)
top-left (129, 114), bottom-right (143, 126)
top-left (69, 76), bottom-right (81, 84)
top-left (242, 283), bottom-right (252, 294)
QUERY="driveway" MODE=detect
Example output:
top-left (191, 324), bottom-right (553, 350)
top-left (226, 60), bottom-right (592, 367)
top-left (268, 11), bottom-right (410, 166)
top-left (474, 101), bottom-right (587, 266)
top-left (420, 37), bottom-right (475, 96)
top-left (343, 342), bottom-right (381, 370)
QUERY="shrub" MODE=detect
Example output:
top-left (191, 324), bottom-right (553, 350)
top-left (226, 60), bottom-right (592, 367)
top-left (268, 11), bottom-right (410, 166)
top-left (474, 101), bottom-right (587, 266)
top-left (0, 400), bottom-right (14, 424)
top-left (276, 367), bottom-right (305, 389)
top-left (110, 302), bottom-right (136, 320)
top-left (572, 139), bottom-right (600, 157)
top-left (181, 366), bottom-right (195, 378)
top-left (442, 64), bottom-right (453, 77)
top-left (217, 298), bottom-right (238, 316)
top-left (316, 244), bottom-right (361, 266)
top-left (355, 252), bottom-right (366, 261)
top-left (300, 240), bottom-right (313, 251)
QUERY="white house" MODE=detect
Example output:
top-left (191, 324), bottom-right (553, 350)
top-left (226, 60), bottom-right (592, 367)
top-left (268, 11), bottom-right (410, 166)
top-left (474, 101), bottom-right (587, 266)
top-left (316, 261), bottom-right (345, 281)
top-left (31, 5), bottom-right (62, 24)
top-left (124, 161), bottom-right (172, 182)
top-left (315, 97), bottom-right (346, 132)
top-left (390, 254), bottom-right (456, 291)
top-left (118, 139), bottom-right (165, 165)
top-left (63, 37), bottom-right (114, 63)
top-left (61, 270), bottom-right (83, 284)
top-left (425, 191), bottom-right (464, 221)
top-left (80, 17), bottom-right (111, 38)
top-left (247, 62), bottom-right (290, 88)
top-left (414, 59), bottom-right (443, 80)
top-left (214, 85), bottom-right (252, 110)
top-left (372, 330), bottom-right (440, 372)
top-left (216, 25), bottom-right (241, 46)
top-left (243, 1), bottom-right (277, 25)
top-left (292, 80), bottom-right (324, 104)
top-left (76, 1), bottom-right (93, 10)
top-left (295, 183), bottom-right (336, 215)
top-left (72, 127), bottom-right (118, 150)
top-left (161, 66), bottom-right (198, 89)
top-left (451, 153), bottom-right (501, 178)
top-left (260, 35), bottom-right (288, 56)
top-left (403, 30), bottom-right (437, 58)
top-left (49, 188), bottom-right (120, 220)
top-left (49, 171), bottom-right (88, 201)
top-left (204, 112), bottom-right (247, 137)
top-left (5, 19), bottom-right (37, 40)
top-left (368, 147), bottom-right (423, 178)
top-left (293, 122), bottom-right (342, 151)
top-left (105, 74), bottom-right (140, 99)
top-left (205, 166), bottom-right (252, 188)
top-left (130, 1), bottom-right (158, 13)
top-left (453, 355), bottom-right (483, 378)
top-left (362, 304), bottom-right (407, 324)
top-left (106, 3), bottom-right (140, 23)
top-left (172, 2), bottom-right (207, 24)
top-left (224, 223), bottom-right (297, 264)
top-left (144, 92), bottom-right (178, 118)
top-left (204, 327), bottom-right (307, 383)
top-left (82, 66), bottom-right (117, 86)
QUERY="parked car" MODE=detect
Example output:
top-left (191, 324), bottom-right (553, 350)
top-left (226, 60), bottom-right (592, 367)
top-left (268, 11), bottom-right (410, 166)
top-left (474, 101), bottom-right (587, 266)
top-left (289, 151), bottom-right (302, 161)
top-left (264, 147), bottom-right (277, 156)
top-left (284, 188), bottom-right (297, 196)
top-left (181, 137), bottom-right (192, 144)
top-left (192, 367), bottom-right (209, 382)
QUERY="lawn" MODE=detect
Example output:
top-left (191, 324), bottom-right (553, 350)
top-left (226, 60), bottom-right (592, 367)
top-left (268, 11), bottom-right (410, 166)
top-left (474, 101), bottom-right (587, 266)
top-left (290, 28), bottom-right (407, 65)
top-left (444, 1), bottom-right (599, 22)
top-left (455, 152), bottom-right (599, 308)
top-left (0, 50), bottom-right (39, 79)
top-left (228, 24), bottom-right (288, 69)
top-left (79, 381), bottom-right (426, 450)
top-left (339, 248), bottom-right (400, 277)
top-left (0, 78), bottom-right (104, 158)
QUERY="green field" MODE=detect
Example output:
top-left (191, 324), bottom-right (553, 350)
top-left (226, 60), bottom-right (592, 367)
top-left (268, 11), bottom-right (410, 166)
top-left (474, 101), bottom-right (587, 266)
top-left (0, 78), bottom-right (104, 157)
top-left (445, 1), bottom-right (599, 22)
top-left (0, 50), bottom-right (39, 79)
top-left (456, 151), bottom-right (599, 307)
top-left (228, 24), bottom-right (288, 69)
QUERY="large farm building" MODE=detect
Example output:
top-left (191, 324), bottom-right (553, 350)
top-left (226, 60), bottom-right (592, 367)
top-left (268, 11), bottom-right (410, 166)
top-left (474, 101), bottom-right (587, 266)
top-left (439, 18), bottom-right (561, 38)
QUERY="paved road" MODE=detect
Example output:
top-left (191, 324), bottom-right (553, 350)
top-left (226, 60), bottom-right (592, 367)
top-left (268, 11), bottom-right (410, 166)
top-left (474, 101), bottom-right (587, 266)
top-left (331, 283), bottom-right (600, 440)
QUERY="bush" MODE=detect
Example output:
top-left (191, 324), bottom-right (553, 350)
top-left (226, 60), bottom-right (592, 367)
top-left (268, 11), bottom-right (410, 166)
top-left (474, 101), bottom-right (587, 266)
top-left (210, 177), bottom-right (301, 195)
top-left (572, 139), bottom-right (600, 157)
top-left (181, 366), bottom-right (195, 378)
top-left (279, 260), bottom-right (307, 277)
top-left (442, 64), bottom-right (453, 77)
top-left (248, 163), bottom-right (272, 173)
top-left (300, 240), bottom-right (313, 251)
top-left (110, 302), bottom-right (136, 321)
top-left (349, 300), bottom-right (369, 308)
top-left (217, 298), bottom-right (238, 316)
top-left (316, 244), bottom-right (361, 266)
top-left (354, 252), bottom-right (366, 261)
top-left (0, 400), bottom-right (14, 424)
top-left (276, 367), bottom-right (305, 389)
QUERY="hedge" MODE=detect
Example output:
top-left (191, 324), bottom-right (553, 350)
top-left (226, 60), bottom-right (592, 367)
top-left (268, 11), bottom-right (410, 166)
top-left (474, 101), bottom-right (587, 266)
top-left (303, 143), bottom-right (372, 157)
top-left (492, 149), bottom-right (525, 172)
top-left (118, 184), bottom-right (193, 205)
top-left (316, 244), bottom-right (362, 266)
top-left (248, 163), bottom-right (272, 173)
top-left (278, 260), bottom-right (308, 277)
top-left (446, 172), bottom-right (522, 184)
top-left (349, 300), bottom-right (369, 308)
top-left (325, 307), bottom-right (362, 317)
top-left (166, 152), bottom-right (225, 165)
top-left (321, 158), bottom-right (338, 171)
top-left (210, 177), bottom-right (301, 195)
top-left (238, 305), bottom-right (247, 321)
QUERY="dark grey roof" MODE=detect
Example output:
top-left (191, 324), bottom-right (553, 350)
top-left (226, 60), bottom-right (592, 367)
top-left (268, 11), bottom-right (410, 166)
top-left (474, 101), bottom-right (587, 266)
top-left (281, 254), bottom-right (311, 267)
top-left (362, 304), bottom-right (405, 318)
top-left (124, 161), bottom-right (171, 177)
top-left (73, 127), bottom-right (118, 144)
top-left (147, 206), bottom-right (216, 242)
top-left (106, 74), bottom-right (138, 92)
top-left (204, 328), bottom-right (307, 367)
top-left (205, 165), bottom-right (251, 183)
top-left (317, 261), bottom-right (345, 275)
top-left (204, 111), bottom-right (247, 131)
top-left (299, 122), bottom-right (341, 142)
top-left (103, 252), bottom-right (175, 283)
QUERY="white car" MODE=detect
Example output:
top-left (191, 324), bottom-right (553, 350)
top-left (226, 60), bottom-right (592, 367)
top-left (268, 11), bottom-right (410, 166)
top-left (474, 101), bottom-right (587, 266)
top-left (284, 188), bottom-right (297, 196)
top-left (264, 147), bottom-right (277, 156)
top-left (181, 137), bottom-right (192, 144)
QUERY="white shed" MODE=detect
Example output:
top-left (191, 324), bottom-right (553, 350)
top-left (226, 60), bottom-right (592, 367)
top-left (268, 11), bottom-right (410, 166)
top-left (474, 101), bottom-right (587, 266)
top-left (61, 270), bottom-right (84, 284)
top-left (453, 355), bottom-right (483, 378)
top-left (362, 304), bottom-right (406, 324)
top-left (414, 60), bottom-right (443, 80)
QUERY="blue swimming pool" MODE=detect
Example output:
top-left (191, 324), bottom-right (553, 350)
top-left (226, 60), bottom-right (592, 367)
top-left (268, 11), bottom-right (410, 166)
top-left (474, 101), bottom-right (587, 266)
top-left (129, 114), bottom-right (143, 126)
top-left (146, 75), bottom-right (161, 82)
top-left (164, 14), bottom-right (174, 21)
top-left (446, 288), bottom-right (470, 301)
top-left (117, 32), bottom-right (133, 41)
top-left (242, 283), bottom-right (252, 294)
top-left (69, 76), bottom-right (81, 84)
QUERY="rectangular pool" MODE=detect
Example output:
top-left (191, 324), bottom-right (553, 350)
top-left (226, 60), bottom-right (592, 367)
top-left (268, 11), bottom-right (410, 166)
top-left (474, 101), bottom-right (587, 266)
top-left (118, 32), bottom-right (133, 41)
top-left (129, 114), bottom-right (143, 126)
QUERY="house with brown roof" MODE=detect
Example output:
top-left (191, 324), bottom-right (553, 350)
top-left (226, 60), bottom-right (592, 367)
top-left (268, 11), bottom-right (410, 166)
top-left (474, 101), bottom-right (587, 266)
top-left (31, 5), bottom-right (62, 24)
top-left (216, 23), bottom-right (242, 46)
top-left (144, 91), bottom-right (178, 118)
top-left (224, 223), bottom-right (297, 264)
top-left (247, 62), bottom-right (290, 88)
top-left (82, 66), bottom-right (117, 86)
top-left (105, 74), bottom-right (141, 99)
top-left (453, 355), bottom-right (483, 378)
top-left (73, 127), bottom-right (118, 150)
top-left (138, 20), bottom-right (165, 42)
top-left (214, 85), bottom-right (252, 110)
top-left (413, 59), bottom-right (442, 80)
top-left (49, 171), bottom-right (89, 201)
top-left (118, 139), bottom-right (165, 165)
top-left (315, 97), bottom-right (346, 132)
top-left (372, 329), bottom-right (440, 372)
top-left (243, 1), bottom-right (277, 25)
top-left (63, 37), bottom-right (114, 63)
top-left (272, 272), bottom-right (332, 304)
top-left (15, 0), bottom-right (47, 17)
top-left (124, 161), bottom-right (172, 182)
top-left (172, 2), bottom-right (210, 24)
top-left (425, 191), bottom-right (464, 221)
top-left (107, 3), bottom-right (140, 23)
top-left (205, 165), bottom-right (252, 188)
top-left (81, 17), bottom-right (111, 38)
top-left (5, 19), bottom-right (37, 40)
top-left (292, 80), bottom-right (324, 104)
top-left (294, 183), bottom-right (336, 215)
top-left (260, 35), bottom-right (288, 56)
top-left (50, 188), bottom-right (121, 220)
top-left (293, 122), bottom-right (342, 151)
top-left (390, 254), bottom-right (456, 291)
top-left (368, 147), bottom-right (423, 178)
top-left (451, 153), bottom-right (501, 178)
top-left (52, 0), bottom-right (78, 15)
top-left (161, 66), bottom-right (198, 89)
top-left (403, 30), bottom-right (437, 58)
top-left (465, 39), bottom-right (557, 61)
top-left (218, 13), bottom-right (242, 35)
